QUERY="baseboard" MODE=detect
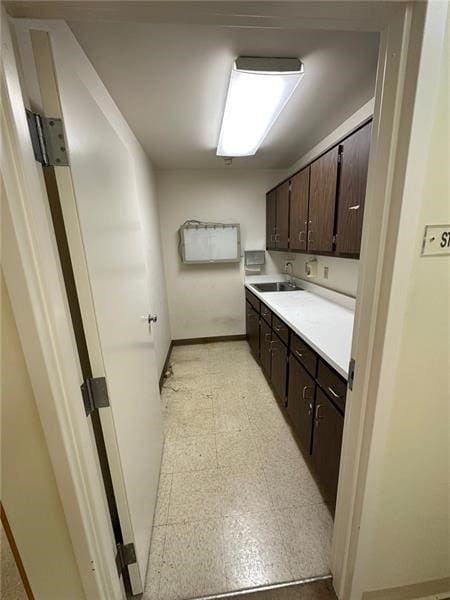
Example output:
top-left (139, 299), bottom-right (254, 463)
top-left (159, 341), bottom-right (174, 391)
top-left (172, 334), bottom-right (247, 346)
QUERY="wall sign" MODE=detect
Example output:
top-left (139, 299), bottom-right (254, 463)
top-left (421, 224), bottom-right (450, 256)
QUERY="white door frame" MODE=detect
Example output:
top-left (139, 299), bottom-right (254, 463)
top-left (1, 13), bottom-right (125, 600)
top-left (2, 2), bottom-right (440, 598)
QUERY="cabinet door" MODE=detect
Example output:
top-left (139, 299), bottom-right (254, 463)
top-left (266, 189), bottom-right (277, 250)
top-left (308, 147), bottom-right (339, 253)
top-left (287, 355), bottom-right (315, 453)
top-left (289, 168), bottom-right (310, 251)
top-left (276, 181), bottom-right (290, 249)
top-left (246, 302), bottom-right (260, 359)
top-left (335, 122), bottom-right (372, 255)
top-left (311, 388), bottom-right (344, 509)
top-left (260, 318), bottom-right (272, 377)
top-left (270, 337), bottom-right (288, 405)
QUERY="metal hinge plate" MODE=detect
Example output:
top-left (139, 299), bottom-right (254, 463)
top-left (26, 109), bottom-right (69, 166)
top-left (115, 543), bottom-right (137, 576)
top-left (348, 358), bottom-right (355, 391)
top-left (81, 377), bottom-right (109, 416)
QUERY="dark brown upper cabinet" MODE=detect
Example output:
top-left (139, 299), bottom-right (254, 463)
top-left (335, 122), bottom-right (372, 255)
top-left (276, 181), bottom-right (290, 249)
top-left (289, 167), bottom-right (310, 251)
top-left (266, 189), bottom-right (277, 250)
top-left (308, 146), bottom-right (339, 253)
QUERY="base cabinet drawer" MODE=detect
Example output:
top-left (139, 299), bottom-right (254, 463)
top-left (317, 360), bottom-right (347, 412)
top-left (311, 388), bottom-right (344, 510)
top-left (272, 314), bottom-right (289, 345)
top-left (287, 355), bottom-right (316, 454)
top-left (245, 289), bottom-right (260, 312)
top-left (290, 334), bottom-right (318, 377)
top-left (271, 337), bottom-right (288, 405)
top-left (260, 302), bottom-right (272, 325)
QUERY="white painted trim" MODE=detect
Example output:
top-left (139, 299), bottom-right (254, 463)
top-left (331, 2), bottom-right (443, 598)
top-left (1, 12), bottom-right (125, 600)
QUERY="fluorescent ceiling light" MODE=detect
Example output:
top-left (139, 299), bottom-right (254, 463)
top-left (217, 57), bottom-right (304, 157)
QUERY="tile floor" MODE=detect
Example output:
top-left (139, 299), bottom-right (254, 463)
top-left (143, 341), bottom-right (333, 600)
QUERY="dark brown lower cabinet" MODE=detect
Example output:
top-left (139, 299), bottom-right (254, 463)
top-left (260, 318), bottom-right (272, 377)
top-left (287, 355), bottom-right (316, 453)
top-left (245, 301), bottom-right (260, 359)
top-left (311, 387), bottom-right (344, 509)
top-left (271, 336), bottom-right (288, 404)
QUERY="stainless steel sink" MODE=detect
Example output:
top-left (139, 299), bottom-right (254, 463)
top-left (251, 282), bottom-right (304, 292)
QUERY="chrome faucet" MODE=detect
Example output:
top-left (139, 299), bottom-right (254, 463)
top-left (285, 261), bottom-right (295, 286)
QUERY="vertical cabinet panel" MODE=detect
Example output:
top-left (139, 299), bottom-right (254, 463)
top-left (336, 122), bottom-right (372, 255)
top-left (276, 181), bottom-right (290, 249)
top-left (287, 355), bottom-right (316, 453)
top-left (266, 190), bottom-right (277, 250)
top-left (260, 318), bottom-right (272, 377)
top-left (245, 302), bottom-right (260, 359)
top-left (311, 388), bottom-right (344, 509)
top-left (271, 337), bottom-right (288, 405)
top-left (289, 168), bottom-right (310, 251)
top-left (308, 146), bottom-right (339, 253)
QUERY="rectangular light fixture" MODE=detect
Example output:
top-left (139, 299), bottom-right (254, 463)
top-left (217, 57), bottom-right (304, 157)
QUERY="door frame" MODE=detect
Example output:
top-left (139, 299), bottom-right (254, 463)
top-left (1, 12), bottom-right (125, 600)
top-left (1, 2), bottom-right (442, 598)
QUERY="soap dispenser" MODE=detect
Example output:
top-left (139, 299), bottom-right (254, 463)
top-left (305, 258), bottom-right (318, 278)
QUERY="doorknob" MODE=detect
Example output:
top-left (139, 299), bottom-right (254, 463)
top-left (141, 314), bottom-right (158, 324)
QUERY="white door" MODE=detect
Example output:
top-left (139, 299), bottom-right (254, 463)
top-left (13, 21), bottom-right (163, 594)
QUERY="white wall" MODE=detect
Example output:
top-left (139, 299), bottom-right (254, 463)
top-left (158, 169), bottom-right (285, 340)
top-left (1, 273), bottom-right (87, 600)
top-left (351, 5), bottom-right (449, 597)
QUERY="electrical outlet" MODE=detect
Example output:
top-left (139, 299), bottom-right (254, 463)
top-left (323, 266), bottom-right (329, 279)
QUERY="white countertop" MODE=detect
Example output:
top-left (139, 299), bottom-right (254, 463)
top-left (245, 275), bottom-right (355, 379)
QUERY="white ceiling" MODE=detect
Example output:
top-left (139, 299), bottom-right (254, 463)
top-left (7, 2), bottom-right (390, 169)
top-left (68, 21), bottom-right (379, 169)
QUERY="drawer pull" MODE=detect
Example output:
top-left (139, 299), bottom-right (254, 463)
top-left (308, 402), bottom-right (314, 416)
top-left (298, 231), bottom-right (306, 242)
top-left (302, 385), bottom-right (312, 400)
top-left (349, 204), bottom-right (360, 211)
top-left (295, 350), bottom-right (304, 359)
top-left (327, 386), bottom-right (340, 399)
top-left (314, 403), bottom-right (323, 427)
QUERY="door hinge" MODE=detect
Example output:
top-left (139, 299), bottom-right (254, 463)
top-left (81, 377), bottom-right (110, 416)
top-left (115, 542), bottom-right (137, 576)
top-left (26, 109), bottom-right (69, 166)
top-left (348, 358), bottom-right (355, 391)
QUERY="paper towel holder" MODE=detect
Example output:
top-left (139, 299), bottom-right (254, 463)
top-left (245, 250), bottom-right (265, 268)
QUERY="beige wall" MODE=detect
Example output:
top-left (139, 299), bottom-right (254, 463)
top-left (1, 273), bottom-right (86, 600)
top-left (157, 168), bottom-right (285, 340)
top-left (351, 6), bottom-right (449, 597)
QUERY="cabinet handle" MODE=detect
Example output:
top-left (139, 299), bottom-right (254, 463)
top-left (327, 386), bottom-right (340, 399)
top-left (308, 231), bottom-right (314, 245)
top-left (302, 385), bottom-right (312, 400)
top-left (298, 231), bottom-right (306, 242)
top-left (270, 234), bottom-right (275, 242)
top-left (308, 402), bottom-right (314, 416)
top-left (295, 350), bottom-right (303, 359)
top-left (314, 403), bottom-right (324, 427)
top-left (275, 234), bottom-right (280, 242)
top-left (349, 204), bottom-right (360, 211)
